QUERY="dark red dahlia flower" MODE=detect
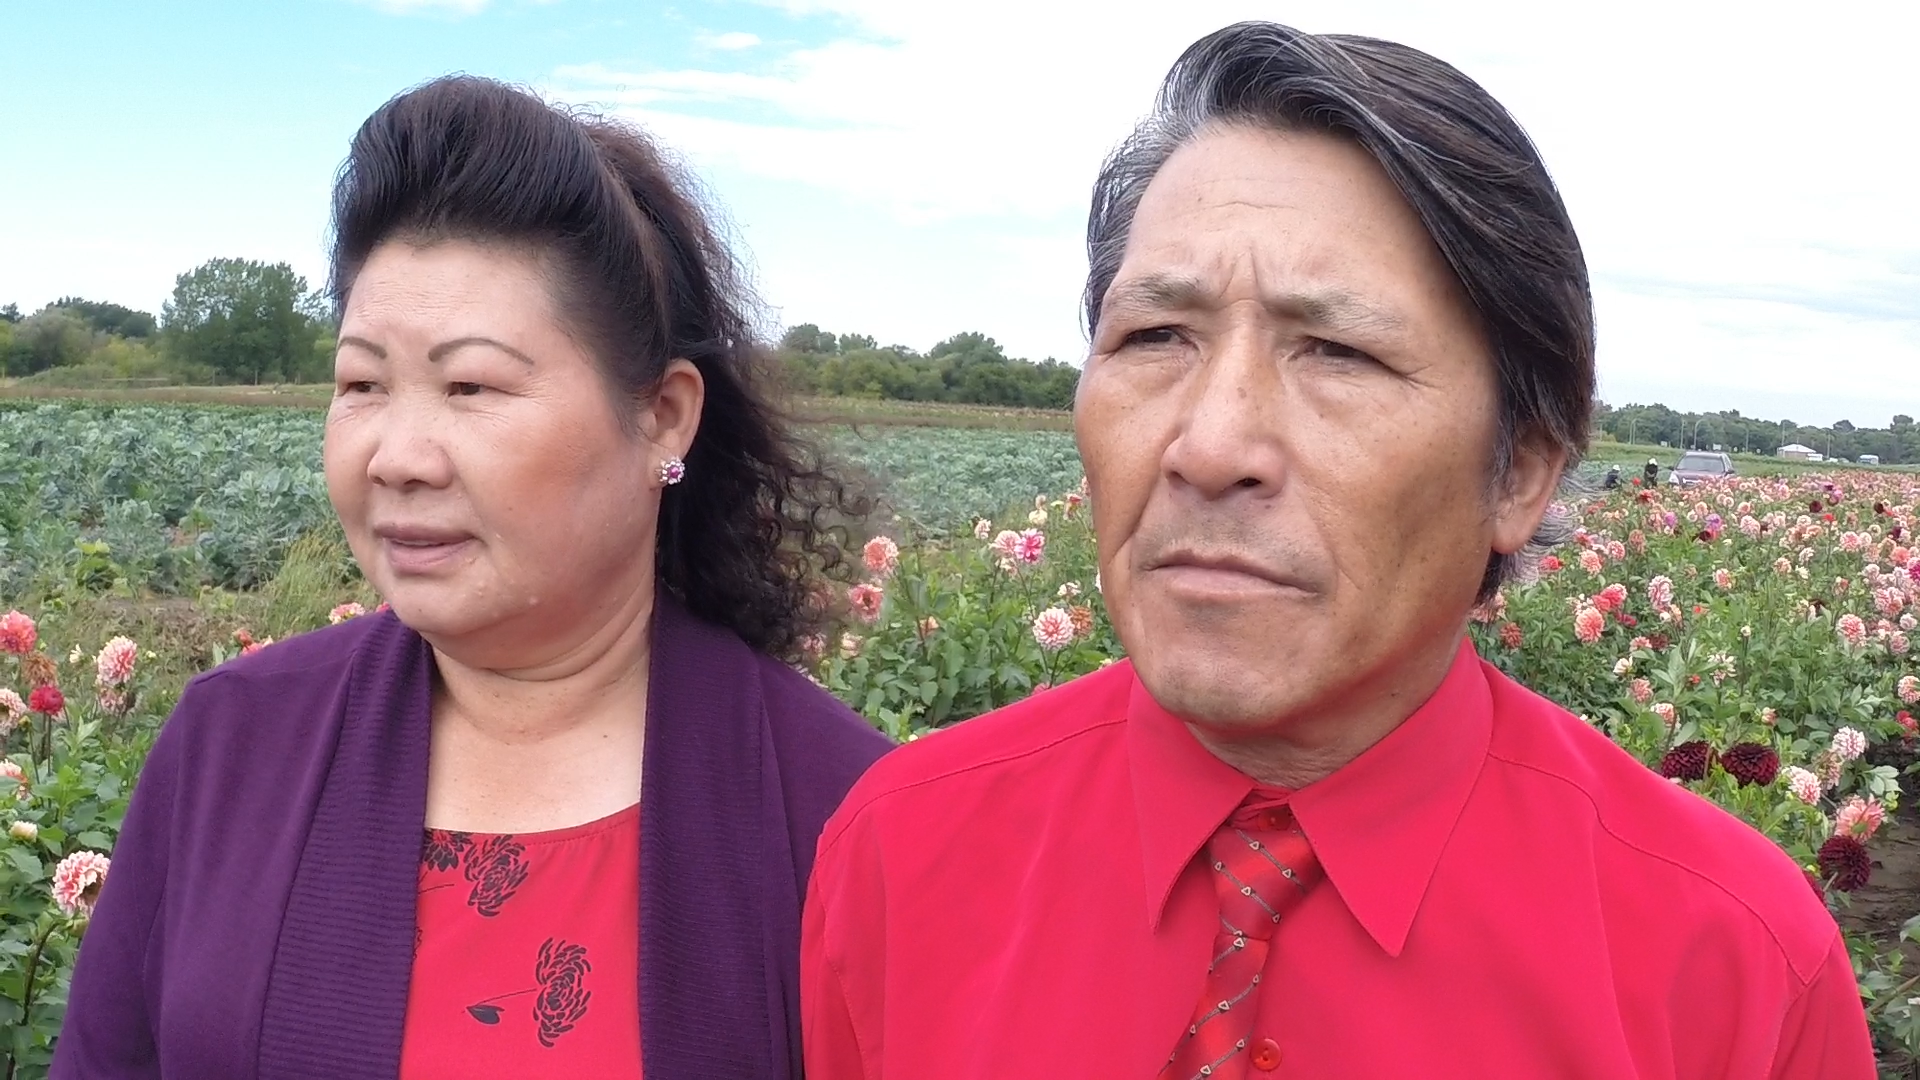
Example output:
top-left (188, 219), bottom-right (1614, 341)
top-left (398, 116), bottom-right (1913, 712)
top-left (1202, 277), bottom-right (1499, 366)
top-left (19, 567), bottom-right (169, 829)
top-left (27, 684), bottom-right (63, 715)
top-left (1658, 740), bottom-right (1715, 782)
top-left (1817, 835), bottom-right (1872, 892)
top-left (1810, 500), bottom-right (1824, 513)
top-left (1719, 742), bottom-right (1780, 786)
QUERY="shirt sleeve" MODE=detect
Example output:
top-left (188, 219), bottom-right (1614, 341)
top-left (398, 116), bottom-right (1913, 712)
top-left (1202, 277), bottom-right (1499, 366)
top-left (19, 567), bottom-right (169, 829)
top-left (49, 692), bottom-right (185, 1079)
top-left (1767, 930), bottom-right (1877, 1080)
top-left (802, 828), bottom-right (878, 1080)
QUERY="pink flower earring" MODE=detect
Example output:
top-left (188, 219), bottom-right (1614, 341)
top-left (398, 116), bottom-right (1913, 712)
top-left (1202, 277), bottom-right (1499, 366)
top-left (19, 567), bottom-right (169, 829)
top-left (658, 457), bottom-right (687, 486)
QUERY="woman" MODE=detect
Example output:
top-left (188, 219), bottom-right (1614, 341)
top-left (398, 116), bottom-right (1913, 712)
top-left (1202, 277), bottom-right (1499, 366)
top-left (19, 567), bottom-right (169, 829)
top-left (54, 76), bottom-right (891, 1079)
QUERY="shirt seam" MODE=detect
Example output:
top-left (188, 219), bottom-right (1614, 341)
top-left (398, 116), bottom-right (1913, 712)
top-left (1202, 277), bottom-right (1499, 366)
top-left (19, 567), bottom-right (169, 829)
top-left (1765, 926), bottom-right (1843, 1075)
top-left (816, 715), bottom-right (1129, 863)
top-left (822, 917), bottom-right (882, 1079)
top-left (1486, 748), bottom-right (1817, 985)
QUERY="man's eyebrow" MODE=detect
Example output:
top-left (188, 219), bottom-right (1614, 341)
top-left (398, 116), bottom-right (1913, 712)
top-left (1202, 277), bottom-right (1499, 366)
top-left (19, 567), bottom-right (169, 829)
top-left (1102, 274), bottom-right (1405, 335)
top-left (1100, 273), bottom-right (1209, 318)
top-left (427, 336), bottom-right (536, 366)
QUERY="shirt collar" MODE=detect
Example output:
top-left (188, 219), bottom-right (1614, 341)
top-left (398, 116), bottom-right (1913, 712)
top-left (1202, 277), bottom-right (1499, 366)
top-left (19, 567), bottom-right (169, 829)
top-left (1128, 638), bottom-right (1492, 956)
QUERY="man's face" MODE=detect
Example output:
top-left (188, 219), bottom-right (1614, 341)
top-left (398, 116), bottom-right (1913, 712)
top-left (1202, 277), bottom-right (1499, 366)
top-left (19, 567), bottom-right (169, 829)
top-left (1077, 124), bottom-right (1558, 740)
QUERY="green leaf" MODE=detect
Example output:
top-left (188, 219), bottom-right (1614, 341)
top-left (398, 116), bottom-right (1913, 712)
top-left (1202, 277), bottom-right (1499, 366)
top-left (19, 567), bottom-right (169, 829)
top-left (5, 847), bottom-right (44, 882)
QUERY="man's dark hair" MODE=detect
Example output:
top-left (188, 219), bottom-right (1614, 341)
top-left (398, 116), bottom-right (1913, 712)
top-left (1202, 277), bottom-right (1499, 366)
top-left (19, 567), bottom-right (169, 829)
top-left (330, 75), bottom-right (863, 658)
top-left (1085, 22), bottom-right (1593, 602)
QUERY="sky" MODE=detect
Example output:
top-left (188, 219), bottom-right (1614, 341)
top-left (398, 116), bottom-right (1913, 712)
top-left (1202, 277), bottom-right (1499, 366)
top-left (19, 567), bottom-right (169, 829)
top-left (2, 0), bottom-right (1916, 427)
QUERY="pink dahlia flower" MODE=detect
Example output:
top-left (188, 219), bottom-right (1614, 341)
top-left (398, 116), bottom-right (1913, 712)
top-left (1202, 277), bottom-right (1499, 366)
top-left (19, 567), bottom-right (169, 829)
top-left (847, 583), bottom-right (884, 624)
top-left (328, 602), bottom-right (367, 625)
top-left (1782, 766), bottom-right (1822, 805)
top-left (0, 610), bottom-right (36, 655)
top-left (1629, 678), bottom-right (1654, 704)
top-left (1713, 568), bottom-right (1735, 591)
top-left (1573, 606), bottom-right (1605, 645)
top-left (1014, 529), bottom-right (1047, 566)
top-left (1647, 576), bottom-right (1675, 611)
top-left (1, 759), bottom-right (28, 800)
top-left (1830, 726), bottom-right (1869, 763)
top-left (862, 536), bottom-right (900, 578)
top-left (94, 636), bottom-right (137, 688)
top-left (1837, 614), bottom-right (1868, 647)
top-left (1579, 550), bottom-right (1604, 576)
top-left (1899, 675), bottom-right (1920, 705)
top-left (990, 529), bottom-right (1022, 564)
top-left (1032, 607), bottom-right (1076, 651)
top-left (52, 850), bottom-right (111, 916)
top-left (1834, 795), bottom-right (1888, 841)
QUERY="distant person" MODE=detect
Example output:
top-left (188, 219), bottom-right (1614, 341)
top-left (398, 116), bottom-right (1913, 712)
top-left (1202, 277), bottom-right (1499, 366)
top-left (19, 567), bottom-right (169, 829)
top-left (1605, 463), bottom-right (1622, 488)
top-left (1645, 456), bottom-right (1661, 485)
top-left (801, 21), bottom-right (1874, 1078)
top-left (56, 77), bottom-right (889, 1079)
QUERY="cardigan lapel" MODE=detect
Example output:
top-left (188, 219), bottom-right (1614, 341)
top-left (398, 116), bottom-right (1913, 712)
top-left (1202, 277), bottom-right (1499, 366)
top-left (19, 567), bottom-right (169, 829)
top-left (256, 612), bottom-right (434, 1080)
top-left (641, 594), bottom-right (780, 1079)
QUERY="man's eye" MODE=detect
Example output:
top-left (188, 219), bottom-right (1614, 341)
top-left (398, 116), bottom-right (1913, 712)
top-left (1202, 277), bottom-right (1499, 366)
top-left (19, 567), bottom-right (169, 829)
top-left (1122, 327), bottom-right (1180, 347)
top-left (1311, 338), bottom-right (1377, 364)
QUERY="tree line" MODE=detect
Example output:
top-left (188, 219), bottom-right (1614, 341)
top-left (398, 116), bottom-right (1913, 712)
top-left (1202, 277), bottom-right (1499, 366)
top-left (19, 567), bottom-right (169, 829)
top-left (1596, 402), bottom-right (1920, 466)
top-left (0, 258), bottom-right (335, 386)
top-left (6, 277), bottom-right (1912, 459)
top-left (776, 325), bottom-right (1079, 410)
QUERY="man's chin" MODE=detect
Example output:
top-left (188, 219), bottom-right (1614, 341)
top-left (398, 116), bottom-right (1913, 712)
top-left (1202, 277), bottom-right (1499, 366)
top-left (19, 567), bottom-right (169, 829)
top-left (1131, 644), bottom-right (1302, 729)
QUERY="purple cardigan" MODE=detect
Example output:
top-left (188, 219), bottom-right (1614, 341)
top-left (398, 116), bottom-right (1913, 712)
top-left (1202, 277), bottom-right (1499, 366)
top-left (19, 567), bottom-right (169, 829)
top-left (52, 596), bottom-right (892, 1079)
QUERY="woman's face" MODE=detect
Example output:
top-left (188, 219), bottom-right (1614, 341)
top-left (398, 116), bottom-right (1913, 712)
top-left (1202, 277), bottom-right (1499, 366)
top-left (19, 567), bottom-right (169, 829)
top-left (326, 239), bottom-right (694, 669)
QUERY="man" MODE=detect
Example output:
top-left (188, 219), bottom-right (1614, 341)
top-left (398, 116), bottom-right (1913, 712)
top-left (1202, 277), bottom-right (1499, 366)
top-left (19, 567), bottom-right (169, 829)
top-left (802, 21), bottom-right (1874, 1079)
top-left (1645, 457), bottom-right (1662, 485)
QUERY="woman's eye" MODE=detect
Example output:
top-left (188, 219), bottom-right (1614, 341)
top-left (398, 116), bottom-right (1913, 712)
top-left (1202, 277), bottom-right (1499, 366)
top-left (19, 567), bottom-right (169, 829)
top-left (339, 380), bottom-right (376, 395)
top-left (450, 382), bottom-right (485, 397)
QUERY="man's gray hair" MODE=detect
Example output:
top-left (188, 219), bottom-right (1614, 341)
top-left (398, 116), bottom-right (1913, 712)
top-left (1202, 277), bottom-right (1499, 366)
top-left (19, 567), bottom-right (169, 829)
top-left (1084, 22), bottom-right (1593, 603)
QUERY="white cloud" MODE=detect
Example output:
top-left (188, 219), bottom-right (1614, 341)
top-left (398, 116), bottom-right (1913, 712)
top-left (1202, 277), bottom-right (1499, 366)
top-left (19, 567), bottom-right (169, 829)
top-left (698, 31), bottom-right (763, 50)
top-left (546, 0), bottom-right (1920, 424)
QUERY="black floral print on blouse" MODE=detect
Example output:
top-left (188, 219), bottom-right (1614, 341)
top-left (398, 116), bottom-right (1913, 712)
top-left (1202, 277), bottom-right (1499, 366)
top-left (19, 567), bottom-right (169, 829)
top-left (463, 937), bottom-right (594, 1046)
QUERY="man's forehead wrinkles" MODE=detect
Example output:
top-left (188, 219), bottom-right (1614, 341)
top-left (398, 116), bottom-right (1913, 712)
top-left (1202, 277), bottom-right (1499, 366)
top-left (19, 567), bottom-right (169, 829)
top-left (1104, 269), bottom-right (1404, 333)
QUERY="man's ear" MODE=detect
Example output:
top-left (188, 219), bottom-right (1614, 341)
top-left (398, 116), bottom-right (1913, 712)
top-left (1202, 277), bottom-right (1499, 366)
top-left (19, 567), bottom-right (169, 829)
top-left (1491, 429), bottom-right (1566, 556)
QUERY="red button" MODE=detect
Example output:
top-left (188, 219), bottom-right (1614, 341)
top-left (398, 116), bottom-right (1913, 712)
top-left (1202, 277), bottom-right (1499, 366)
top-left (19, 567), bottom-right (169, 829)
top-left (1251, 1037), bottom-right (1282, 1071)
top-left (1260, 810), bottom-right (1288, 831)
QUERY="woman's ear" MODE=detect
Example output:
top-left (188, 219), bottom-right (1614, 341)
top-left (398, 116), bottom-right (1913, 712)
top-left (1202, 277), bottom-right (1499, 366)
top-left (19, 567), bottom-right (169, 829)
top-left (641, 358), bottom-right (705, 463)
top-left (1491, 430), bottom-right (1567, 556)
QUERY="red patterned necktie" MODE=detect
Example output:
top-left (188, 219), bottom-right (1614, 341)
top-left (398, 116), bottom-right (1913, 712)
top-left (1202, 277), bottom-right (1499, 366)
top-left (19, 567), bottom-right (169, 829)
top-left (1159, 794), bottom-right (1323, 1080)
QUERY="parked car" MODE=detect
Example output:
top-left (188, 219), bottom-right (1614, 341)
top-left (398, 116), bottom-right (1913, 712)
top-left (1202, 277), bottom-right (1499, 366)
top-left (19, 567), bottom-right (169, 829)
top-left (1859, 454), bottom-right (1881, 466)
top-left (1670, 451), bottom-right (1735, 487)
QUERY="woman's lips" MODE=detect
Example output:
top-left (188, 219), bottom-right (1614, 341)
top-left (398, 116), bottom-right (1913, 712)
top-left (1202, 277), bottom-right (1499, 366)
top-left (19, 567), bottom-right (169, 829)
top-left (378, 534), bottom-right (475, 574)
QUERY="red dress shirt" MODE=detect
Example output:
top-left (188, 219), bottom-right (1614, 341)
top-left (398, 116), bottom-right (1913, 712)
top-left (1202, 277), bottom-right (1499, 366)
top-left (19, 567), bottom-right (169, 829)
top-left (803, 640), bottom-right (1874, 1079)
top-left (402, 803), bottom-right (642, 1078)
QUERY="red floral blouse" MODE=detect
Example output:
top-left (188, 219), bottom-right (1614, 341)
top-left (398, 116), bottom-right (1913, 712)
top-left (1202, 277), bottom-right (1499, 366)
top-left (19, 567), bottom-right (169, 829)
top-left (400, 802), bottom-right (642, 1078)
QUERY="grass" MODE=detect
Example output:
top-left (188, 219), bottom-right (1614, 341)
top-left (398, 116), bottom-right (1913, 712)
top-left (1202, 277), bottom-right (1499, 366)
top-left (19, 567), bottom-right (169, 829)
top-left (27, 529), bottom-right (376, 696)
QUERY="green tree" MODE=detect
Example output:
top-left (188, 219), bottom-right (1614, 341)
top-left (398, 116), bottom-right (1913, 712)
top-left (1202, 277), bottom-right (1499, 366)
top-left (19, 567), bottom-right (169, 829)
top-left (0, 303), bottom-right (20, 324)
top-left (161, 258), bottom-right (327, 384)
top-left (779, 323), bottom-right (839, 354)
top-left (1, 308), bottom-right (95, 375)
top-left (48, 296), bottom-right (158, 338)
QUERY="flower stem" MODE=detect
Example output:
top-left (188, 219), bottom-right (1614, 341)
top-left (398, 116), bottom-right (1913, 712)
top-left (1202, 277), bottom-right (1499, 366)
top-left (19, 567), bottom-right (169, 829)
top-left (6, 920), bottom-right (60, 1080)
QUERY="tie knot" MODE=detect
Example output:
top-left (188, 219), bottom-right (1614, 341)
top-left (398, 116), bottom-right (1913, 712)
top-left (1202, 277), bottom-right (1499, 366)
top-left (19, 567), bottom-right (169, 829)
top-left (1204, 800), bottom-right (1321, 941)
